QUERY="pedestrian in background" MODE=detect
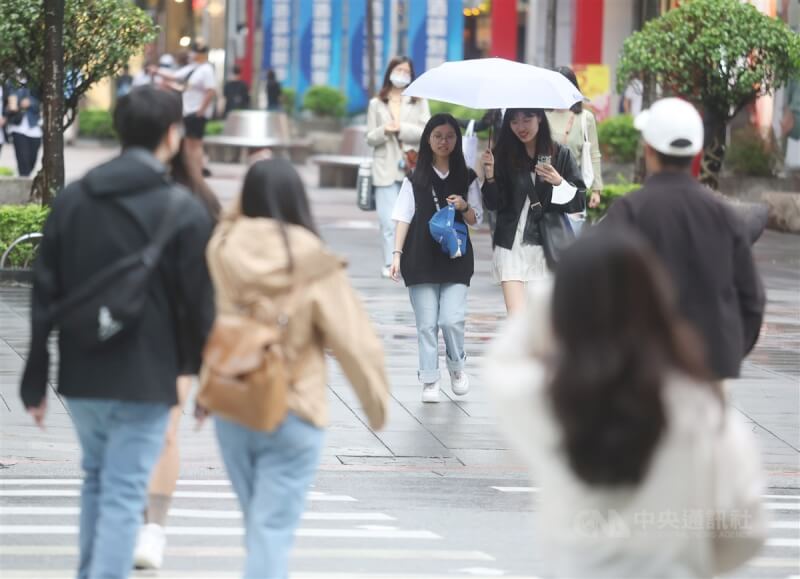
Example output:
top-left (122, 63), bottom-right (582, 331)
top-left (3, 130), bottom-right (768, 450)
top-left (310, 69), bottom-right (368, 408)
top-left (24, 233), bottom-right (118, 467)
top-left (116, 65), bottom-right (133, 98)
top-left (390, 113), bottom-right (482, 403)
top-left (548, 66), bottom-right (603, 213)
top-left (265, 68), bottom-right (282, 111)
top-left (200, 159), bottom-right (389, 578)
top-left (485, 230), bottom-right (766, 579)
top-left (153, 41), bottom-right (217, 177)
top-left (781, 76), bottom-right (800, 172)
top-left (20, 86), bottom-right (215, 579)
top-left (133, 138), bottom-right (221, 571)
top-left (603, 98), bottom-right (765, 381)
top-left (366, 56), bottom-right (430, 279)
top-left (223, 65), bottom-right (250, 117)
top-left (480, 109), bottom-right (585, 314)
top-left (0, 84), bottom-right (7, 157)
top-left (6, 85), bottom-right (42, 177)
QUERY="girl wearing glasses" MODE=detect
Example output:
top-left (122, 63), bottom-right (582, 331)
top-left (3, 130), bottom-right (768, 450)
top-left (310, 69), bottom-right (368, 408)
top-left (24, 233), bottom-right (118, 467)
top-left (389, 114), bottom-right (483, 403)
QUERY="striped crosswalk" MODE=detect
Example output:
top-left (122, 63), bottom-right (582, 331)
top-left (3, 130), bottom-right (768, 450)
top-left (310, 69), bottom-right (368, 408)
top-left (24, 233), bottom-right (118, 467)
top-left (492, 485), bottom-right (800, 577)
top-left (0, 477), bottom-right (497, 578)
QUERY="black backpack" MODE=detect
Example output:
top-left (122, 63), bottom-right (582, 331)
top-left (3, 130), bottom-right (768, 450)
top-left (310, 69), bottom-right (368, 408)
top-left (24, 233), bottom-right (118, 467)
top-left (49, 191), bottom-right (183, 351)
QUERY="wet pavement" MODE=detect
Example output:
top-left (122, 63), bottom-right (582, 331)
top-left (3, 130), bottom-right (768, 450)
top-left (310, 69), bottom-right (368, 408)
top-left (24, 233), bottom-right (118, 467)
top-left (0, 144), bottom-right (798, 578)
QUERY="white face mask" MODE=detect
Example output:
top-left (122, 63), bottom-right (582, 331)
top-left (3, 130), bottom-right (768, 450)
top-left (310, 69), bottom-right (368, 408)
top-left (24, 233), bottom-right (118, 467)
top-left (389, 73), bottom-right (411, 88)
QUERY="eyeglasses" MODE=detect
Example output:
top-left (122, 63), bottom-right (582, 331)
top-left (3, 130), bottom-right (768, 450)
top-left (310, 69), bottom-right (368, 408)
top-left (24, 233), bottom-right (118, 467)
top-left (431, 134), bottom-right (457, 143)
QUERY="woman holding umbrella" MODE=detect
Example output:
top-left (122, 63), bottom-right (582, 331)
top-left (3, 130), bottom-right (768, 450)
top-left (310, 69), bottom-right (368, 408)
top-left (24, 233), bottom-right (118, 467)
top-left (481, 109), bottom-right (585, 314)
top-left (389, 114), bottom-right (482, 403)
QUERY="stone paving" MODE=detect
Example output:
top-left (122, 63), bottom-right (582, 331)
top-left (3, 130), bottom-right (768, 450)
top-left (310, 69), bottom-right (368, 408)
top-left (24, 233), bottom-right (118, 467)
top-left (0, 143), bottom-right (797, 488)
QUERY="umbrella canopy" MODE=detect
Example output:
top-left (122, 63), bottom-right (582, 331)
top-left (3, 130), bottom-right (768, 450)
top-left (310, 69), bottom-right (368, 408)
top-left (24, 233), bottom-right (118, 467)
top-left (403, 58), bottom-right (584, 110)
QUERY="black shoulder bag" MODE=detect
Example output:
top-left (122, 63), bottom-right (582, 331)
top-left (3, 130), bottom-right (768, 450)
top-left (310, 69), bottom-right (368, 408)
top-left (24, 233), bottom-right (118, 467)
top-left (50, 191), bottom-right (183, 351)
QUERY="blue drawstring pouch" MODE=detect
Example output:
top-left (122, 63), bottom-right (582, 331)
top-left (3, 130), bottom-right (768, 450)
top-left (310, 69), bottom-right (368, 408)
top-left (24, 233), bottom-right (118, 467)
top-left (428, 204), bottom-right (469, 259)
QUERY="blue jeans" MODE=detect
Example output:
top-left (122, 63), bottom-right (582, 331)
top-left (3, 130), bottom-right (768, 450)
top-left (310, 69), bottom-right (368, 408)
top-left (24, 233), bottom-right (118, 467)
top-left (215, 413), bottom-right (324, 579)
top-left (375, 181), bottom-right (401, 267)
top-left (408, 283), bottom-right (468, 384)
top-left (66, 397), bottom-right (171, 579)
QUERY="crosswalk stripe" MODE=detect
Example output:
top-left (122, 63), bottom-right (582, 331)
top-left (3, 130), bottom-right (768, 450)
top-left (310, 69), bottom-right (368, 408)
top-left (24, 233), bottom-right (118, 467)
top-left (770, 520), bottom-right (800, 529)
top-left (766, 538), bottom-right (800, 548)
top-left (766, 502), bottom-right (800, 511)
top-left (490, 486), bottom-right (800, 503)
top-left (0, 545), bottom-right (493, 561)
top-left (0, 573), bottom-right (541, 579)
top-left (749, 557), bottom-right (800, 569)
top-left (0, 506), bottom-right (393, 521)
top-left (0, 525), bottom-right (441, 539)
top-left (0, 490), bottom-right (355, 501)
top-left (490, 486), bottom-right (539, 493)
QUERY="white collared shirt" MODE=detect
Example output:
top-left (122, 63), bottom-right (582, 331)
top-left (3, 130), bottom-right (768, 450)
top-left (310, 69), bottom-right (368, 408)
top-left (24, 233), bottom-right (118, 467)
top-left (391, 166), bottom-right (483, 226)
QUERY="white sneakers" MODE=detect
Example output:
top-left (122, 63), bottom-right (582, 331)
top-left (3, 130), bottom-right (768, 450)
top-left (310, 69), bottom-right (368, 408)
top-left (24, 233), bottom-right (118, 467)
top-left (450, 370), bottom-right (470, 396)
top-left (134, 523), bottom-right (166, 570)
top-left (421, 372), bottom-right (470, 402)
top-left (421, 381), bottom-right (441, 403)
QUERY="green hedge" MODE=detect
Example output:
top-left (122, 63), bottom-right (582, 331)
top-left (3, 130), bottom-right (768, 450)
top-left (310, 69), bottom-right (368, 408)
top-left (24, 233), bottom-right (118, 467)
top-left (587, 181), bottom-right (641, 223)
top-left (78, 109), bottom-right (116, 140)
top-left (0, 204), bottom-right (49, 268)
top-left (597, 114), bottom-right (638, 163)
top-left (205, 120), bottom-right (224, 136)
top-left (0, 167), bottom-right (13, 177)
top-left (725, 127), bottom-right (780, 177)
top-left (302, 86), bottom-right (347, 118)
top-left (281, 87), bottom-right (297, 115)
top-left (428, 101), bottom-right (491, 138)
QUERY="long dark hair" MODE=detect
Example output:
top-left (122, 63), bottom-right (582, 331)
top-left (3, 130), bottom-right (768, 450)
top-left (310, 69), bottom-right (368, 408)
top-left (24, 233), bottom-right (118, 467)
top-left (549, 230), bottom-right (715, 487)
top-left (378, 56), bottom-right (418, 104)
top-left (240, 159), bottom-right (319, 271)
top-left (411, 113), bottom-right (468, 197)
top-left (493, 108), bottom-right (555, 175)
top-left (556, 66), bottom-right (583, 114)
top-left (171, 140), bottom-right (221, 221)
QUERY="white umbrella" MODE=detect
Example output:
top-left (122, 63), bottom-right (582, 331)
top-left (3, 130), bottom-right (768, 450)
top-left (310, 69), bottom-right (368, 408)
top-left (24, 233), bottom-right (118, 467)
top-left (403, 58), bottom-right (584, 110)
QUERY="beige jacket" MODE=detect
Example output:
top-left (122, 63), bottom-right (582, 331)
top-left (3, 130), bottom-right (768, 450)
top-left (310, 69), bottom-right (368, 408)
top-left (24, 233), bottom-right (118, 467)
top-left (485, 284), bottom-right (766, 579)
top-left (366, 96), bottom-right (430, 187)
top-left (206, 216), bottom-right (389, 430)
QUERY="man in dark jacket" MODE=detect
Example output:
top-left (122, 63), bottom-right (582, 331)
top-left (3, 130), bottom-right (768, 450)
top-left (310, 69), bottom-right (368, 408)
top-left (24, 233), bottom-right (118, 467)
top-left (20, 86), bottom-right (215, 578)
top-left (604, 97), bottom-right (765, 380)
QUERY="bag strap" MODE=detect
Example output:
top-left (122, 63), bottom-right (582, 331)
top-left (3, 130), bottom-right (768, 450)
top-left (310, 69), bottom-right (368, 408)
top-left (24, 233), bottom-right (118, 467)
top-left (563, 113), bottom-right (576, 145)
top-left (140, 191), bottom-right (184, 268)
top-left (581, 111), bottom-right (590, 145)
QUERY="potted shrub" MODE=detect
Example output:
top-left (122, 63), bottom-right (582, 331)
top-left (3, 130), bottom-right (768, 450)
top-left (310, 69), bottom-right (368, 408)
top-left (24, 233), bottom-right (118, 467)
top-left (300, 86), bottom-right (347, 132)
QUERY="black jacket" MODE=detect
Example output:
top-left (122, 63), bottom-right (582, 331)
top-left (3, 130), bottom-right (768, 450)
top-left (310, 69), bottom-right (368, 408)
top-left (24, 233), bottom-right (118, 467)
top-left (603, 172), bottom-right (765, 379)
top-left (482, 143), bottom-right (586, 250)
top-left (20, 149), bottom-right (215, 408)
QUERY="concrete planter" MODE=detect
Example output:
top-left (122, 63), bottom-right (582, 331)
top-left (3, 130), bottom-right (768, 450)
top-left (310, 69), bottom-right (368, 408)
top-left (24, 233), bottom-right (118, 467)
top-left (0, 177), bottom-right (33, 204)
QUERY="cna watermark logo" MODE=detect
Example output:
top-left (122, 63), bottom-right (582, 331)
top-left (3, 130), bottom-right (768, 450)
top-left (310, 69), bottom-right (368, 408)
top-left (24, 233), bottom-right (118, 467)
top-left (571, 508), bottom-right (756, 539)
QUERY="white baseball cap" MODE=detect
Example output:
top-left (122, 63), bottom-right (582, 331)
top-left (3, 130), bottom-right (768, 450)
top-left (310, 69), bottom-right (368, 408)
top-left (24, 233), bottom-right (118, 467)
top-left (634, 97), bottom-right (704, 157)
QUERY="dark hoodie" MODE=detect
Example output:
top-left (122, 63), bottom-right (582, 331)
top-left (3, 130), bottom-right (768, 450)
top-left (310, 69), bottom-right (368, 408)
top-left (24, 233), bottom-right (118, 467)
top-left (20, 148), bottom-right (215, 408)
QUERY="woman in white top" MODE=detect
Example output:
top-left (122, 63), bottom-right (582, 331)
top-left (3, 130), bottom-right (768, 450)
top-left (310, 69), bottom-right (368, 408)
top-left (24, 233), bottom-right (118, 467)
top-left (389, 114), bottom-right (482, 403)
top-left (366, 56), bottom-right (430, 278)
top-left (485, 230), bottom-right (766, 579)
top-left (547, 67), bottom-right (603, 213)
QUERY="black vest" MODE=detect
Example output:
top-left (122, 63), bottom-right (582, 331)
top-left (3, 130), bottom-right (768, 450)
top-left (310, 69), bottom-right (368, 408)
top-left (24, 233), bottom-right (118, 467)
top-left (400, 169), bottom-right (476, 287)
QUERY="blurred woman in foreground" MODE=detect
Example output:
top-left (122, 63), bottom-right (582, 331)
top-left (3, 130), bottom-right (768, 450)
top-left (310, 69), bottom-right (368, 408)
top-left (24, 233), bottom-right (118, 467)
top-left (485, 230), bottom-right (766, 579)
